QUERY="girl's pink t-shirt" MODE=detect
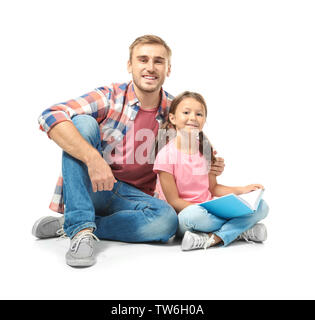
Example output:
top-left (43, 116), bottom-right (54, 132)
top-left (153, 139), bottom-right (212, 206)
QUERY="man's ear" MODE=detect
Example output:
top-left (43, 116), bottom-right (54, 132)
top-left (169, 113), bottom-right (176, 126)
top-left (166, 63), bottom-right (171, 77)
top-left (127, 60), bottom-right (132, 74)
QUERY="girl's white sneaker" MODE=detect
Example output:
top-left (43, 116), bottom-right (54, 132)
top-left (237, 223), bottom-right (267, 242)
top-left (181, 231), bottom-right (216, 251)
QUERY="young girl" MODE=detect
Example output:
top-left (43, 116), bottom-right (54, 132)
top-left (153, 91), bottom-right (269, 251)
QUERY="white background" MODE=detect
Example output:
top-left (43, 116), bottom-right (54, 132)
top-left (1, 0), bottom-right (314, 299)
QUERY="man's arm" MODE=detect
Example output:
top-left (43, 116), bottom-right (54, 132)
top-left (49, 121), bottom-right (116, 192)
top-left (38, 87), bottom-right (110, 134)
top-left (39, 86), bottom-right (116, 191)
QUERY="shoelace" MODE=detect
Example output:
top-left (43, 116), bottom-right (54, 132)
top-left (238, 229), bottom-right (255, 244)
top-left (204, 234), bottom-right (216, 249)
top-left (70, 230), bottom-right (100, 253)
top-left (56, 227), bottom-right (69, 241)
top-left (191, 233), bottom-right (209, 249)
top-left (191, 233), bottom-right (216, 250)
top-left (56, 227), bottom-right (66, 237)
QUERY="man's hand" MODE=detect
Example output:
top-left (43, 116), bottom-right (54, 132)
top-left (210, 150), bottom-right (225, 176)
top-left (48, 121), bottom-right (117, 192)
top-left (86, 152), bottom-right (117, 192)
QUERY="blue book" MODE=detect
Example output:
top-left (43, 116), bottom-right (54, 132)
top-left (199, 189), bottom-right (264, 219)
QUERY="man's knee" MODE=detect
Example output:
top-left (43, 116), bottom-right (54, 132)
top-left (163, 205), bottom-right (178, 235)
top-left (151, 202), bottom-right (178, 241)
top-left (72, 115), bottom-right (100, 145)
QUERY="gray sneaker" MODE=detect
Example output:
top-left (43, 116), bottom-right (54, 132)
top-left (66, 229), bottom-right (99, 267)
top-left (237, 223), bottom-right (267, 242)
top-left (181, 231), bottom-right (216, 251)
top-left (32, 216), bottom-right (65, 239)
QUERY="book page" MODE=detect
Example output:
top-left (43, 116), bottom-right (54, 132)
top-left (238, 189), bottom-right (264, 210)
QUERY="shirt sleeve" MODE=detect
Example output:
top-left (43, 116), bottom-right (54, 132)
top-left (38, 86), bottom-right (112, 134)
top-left (153, 144), bottom-right (174, 175)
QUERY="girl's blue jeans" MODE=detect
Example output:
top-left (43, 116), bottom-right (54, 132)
top-left (62, 115), bottom-right (178, 241)
top-left (177, 200), bottom-right (269, 246)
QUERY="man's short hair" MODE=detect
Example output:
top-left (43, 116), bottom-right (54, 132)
top-left (129, 35), bottom-right (172, 62)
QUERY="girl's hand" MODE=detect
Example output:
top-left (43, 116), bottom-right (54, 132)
top-left (240, 184), bottom-right (264, 194)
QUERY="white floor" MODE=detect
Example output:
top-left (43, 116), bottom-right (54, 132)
top-left (1, 0), bottom-right (315, 301)
top-left (2, 203), bottom-right (315, 300)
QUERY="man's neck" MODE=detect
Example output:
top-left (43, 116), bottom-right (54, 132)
top-left (133, 86), bottom-right (161, 110)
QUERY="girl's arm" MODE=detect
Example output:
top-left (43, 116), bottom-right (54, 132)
top-left (158, 171), bottom-right (193, 213)
top-left (209, 173), bottom-right (264, 196)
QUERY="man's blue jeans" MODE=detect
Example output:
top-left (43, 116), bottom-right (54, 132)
top-left (177, 200), bottom-right (269, 246)
top-left (62, 115), bottom-right (178, 241)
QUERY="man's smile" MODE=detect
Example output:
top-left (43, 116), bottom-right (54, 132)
top-left (142, 75), bottom-right (158, 81)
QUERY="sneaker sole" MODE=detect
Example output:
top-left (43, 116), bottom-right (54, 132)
top-left (66, 252), bottom-right (96, 268)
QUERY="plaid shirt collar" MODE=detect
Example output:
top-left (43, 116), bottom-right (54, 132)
top-left (126, 81), bottom-right (169, 118)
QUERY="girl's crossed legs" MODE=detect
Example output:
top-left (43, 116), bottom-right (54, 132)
top-left (177, 199), bottom-right (269, 246)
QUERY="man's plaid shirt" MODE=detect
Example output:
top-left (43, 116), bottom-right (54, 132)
top-left (38, 81), bottom-right (173, 213)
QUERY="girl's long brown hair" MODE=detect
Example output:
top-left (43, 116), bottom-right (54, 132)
top-left (155, 91), bottom-right (216, 164)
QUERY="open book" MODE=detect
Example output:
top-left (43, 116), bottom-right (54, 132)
top-left (199, 188), bottom-right (264, 219)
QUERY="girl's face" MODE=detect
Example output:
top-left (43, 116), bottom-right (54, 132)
top-left (169, 97), bottom-right (206, 134)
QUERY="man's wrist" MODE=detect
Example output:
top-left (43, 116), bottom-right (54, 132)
top-left (84, 148), bottom-right (102, 166)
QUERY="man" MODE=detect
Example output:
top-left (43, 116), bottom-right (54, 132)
top-left (32, 35), bottom-right (225, 267)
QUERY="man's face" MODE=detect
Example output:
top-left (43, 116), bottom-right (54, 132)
top-left (127, 44), bottom-right (171, 94)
